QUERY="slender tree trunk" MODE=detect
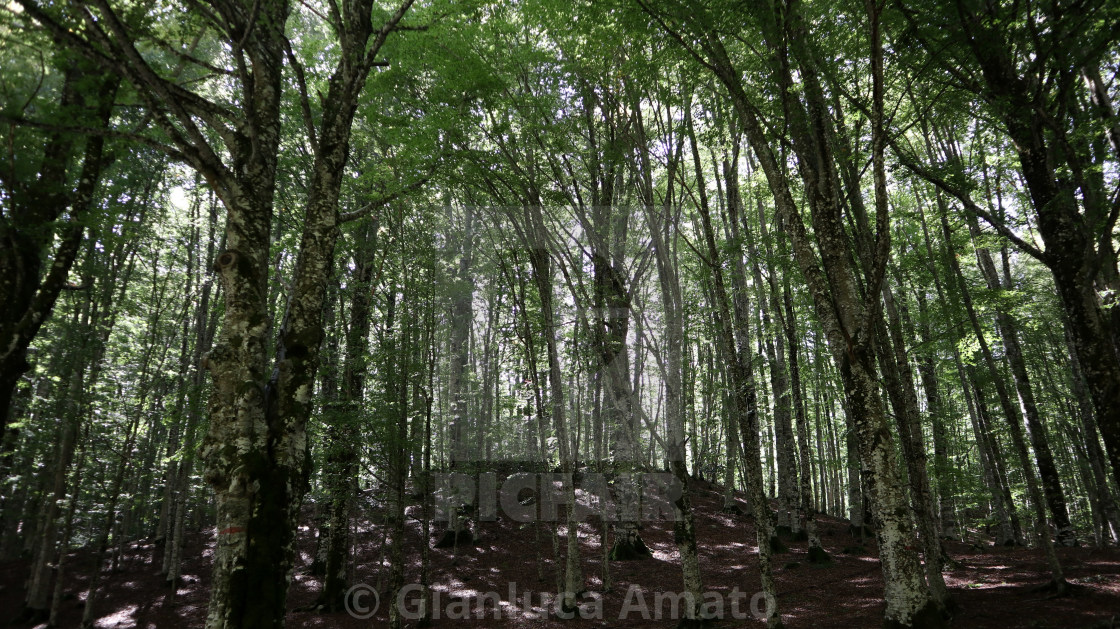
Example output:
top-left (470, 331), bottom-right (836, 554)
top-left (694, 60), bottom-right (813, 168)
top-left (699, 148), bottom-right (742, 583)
top-left (447, 204), bottom-right (475, 469)
top-left (877, 286), bottom-right (951, 609)
top-left (784, 278), bottom-right (828, 562)
top-left (738, 183), bottom-right (798, 538)
top-left (912, 291), bottom-right (958, 540)
top-left (1063, 325), bottom-right (1120, 542)
top-left (913, 184), bottom-right (1018, 546)
top-left (689, 105), bottom-right (782, 627)
top-left (936, 202), bottom-right (1067, 591)
top-left (82, 403), bottom-right (144, 627)
top-left (318, 217), bottom-right (378, 610)
top-left (524, 204), bottom-right (584, 612)
top-left (635, 100), bottom-right (705, 621)
top-left (967, 214), bottom-right (1077, 546)
top-left (22, 292), bottom-right (91, 622)
top-left (167, 199), bottom-right (218, 588)
top-left (960, 369), bottom-right (1016, 545)
top-left (386, 287), bottom-right (409, 629)
top-left (48, 427), bottom-right (87, 627)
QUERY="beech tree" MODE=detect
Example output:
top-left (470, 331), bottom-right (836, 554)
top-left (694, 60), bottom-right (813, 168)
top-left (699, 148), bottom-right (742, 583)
top-left (1, 1), bottom-right (1117, 628)
top-left (11, 0), bottom-right (417, 625)
top-left (898, 0), bottom-right (1120, 491)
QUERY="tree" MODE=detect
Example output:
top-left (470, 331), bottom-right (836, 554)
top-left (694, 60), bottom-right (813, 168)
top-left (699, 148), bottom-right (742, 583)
top-left (640, 0), bottom-right (945, 624)
top-left (14, 0), bottom-right (415, 625)
top-left (0, 52), bottom-right (118, 447)
top-left (899, 0), bottom-right (1120, 491)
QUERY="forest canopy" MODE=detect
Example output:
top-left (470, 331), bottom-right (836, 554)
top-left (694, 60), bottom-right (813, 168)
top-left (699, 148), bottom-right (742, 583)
top-left (1, 0), bottom-right (1119, 627)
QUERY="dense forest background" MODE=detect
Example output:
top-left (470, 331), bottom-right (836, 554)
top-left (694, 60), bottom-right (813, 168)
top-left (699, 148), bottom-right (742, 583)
top-left (1, 0), bottom-right (1120, 627)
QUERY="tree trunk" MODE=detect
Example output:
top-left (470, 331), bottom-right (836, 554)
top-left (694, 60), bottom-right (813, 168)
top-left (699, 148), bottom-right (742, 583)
top-left (199, 4), bottom-right (414, 625)
top-left (685, 16), bottom-right (940, 625)
top-left (0, 64), bottom-right (118, 442)
top-left (689, 107), bottom-right (782, 627)
top-left (446, 204), bottom-right (475, 469)
top-left (944, 4), bottom-right (1120, 498)
top-left (635, 100), bottom-right (705, 621)
top-left (317, 217), bottom-right (378, 611)
top-left (877, 286), bottom-right (951, 609)
top-left (912, 291), bottom-right (958, 540)
top-left (967, 214), bottom-right (1077, 546)
top-left (524, 204), bottom-right (583, 612)
top-left (739, 186), bottom-right (798, 538)
top-left (936, 202), bottom-right (1067, 591)
top-left (22, 292), bottom-right (91, 622)
top-left (1063, 324), bottom-right (1120, 542)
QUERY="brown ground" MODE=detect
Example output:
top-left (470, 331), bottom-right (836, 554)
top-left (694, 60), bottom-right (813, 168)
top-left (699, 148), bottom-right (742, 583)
top-left (2, 479), bottom-right (1118, 628)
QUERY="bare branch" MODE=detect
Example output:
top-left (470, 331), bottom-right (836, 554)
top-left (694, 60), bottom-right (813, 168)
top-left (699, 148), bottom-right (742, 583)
top-left (361, 0), bottom-right (416, 73)
top-left (282, 36), bottom-right (318, 154)
top-left (891, 138), bottom-right (1049, 263)
top-left (340, 174), bottom-right (432, 223)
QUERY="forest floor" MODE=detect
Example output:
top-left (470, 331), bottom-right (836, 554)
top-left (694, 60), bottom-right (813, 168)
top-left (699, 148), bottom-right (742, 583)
top-left (2, 478), bottom-right (1119, 628)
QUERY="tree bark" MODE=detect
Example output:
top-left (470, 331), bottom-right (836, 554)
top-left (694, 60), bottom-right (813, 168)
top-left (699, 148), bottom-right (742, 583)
top-left (318, 217), bottom-right (378, 611)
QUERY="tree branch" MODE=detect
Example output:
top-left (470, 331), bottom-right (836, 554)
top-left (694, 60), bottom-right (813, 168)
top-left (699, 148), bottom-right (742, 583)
top-left (0, 112), bottom-right (188, 162)
top-left (339, 174), bottom-right (432, 223)
top-left (361, 0), bottom-right (416, 74)
top-left (890, 138), bottom-right (1049, 263)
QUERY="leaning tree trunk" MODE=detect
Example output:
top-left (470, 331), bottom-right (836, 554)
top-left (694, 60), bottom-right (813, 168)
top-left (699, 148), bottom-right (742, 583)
top-left (967, 214), bottom-right (1077, 546)
top-left (937, 203), bottom-right (1067, 592)
top-left (826, 68), bottom-right (950, 608)
top-left (0, 64), bottom-right (117, 444)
